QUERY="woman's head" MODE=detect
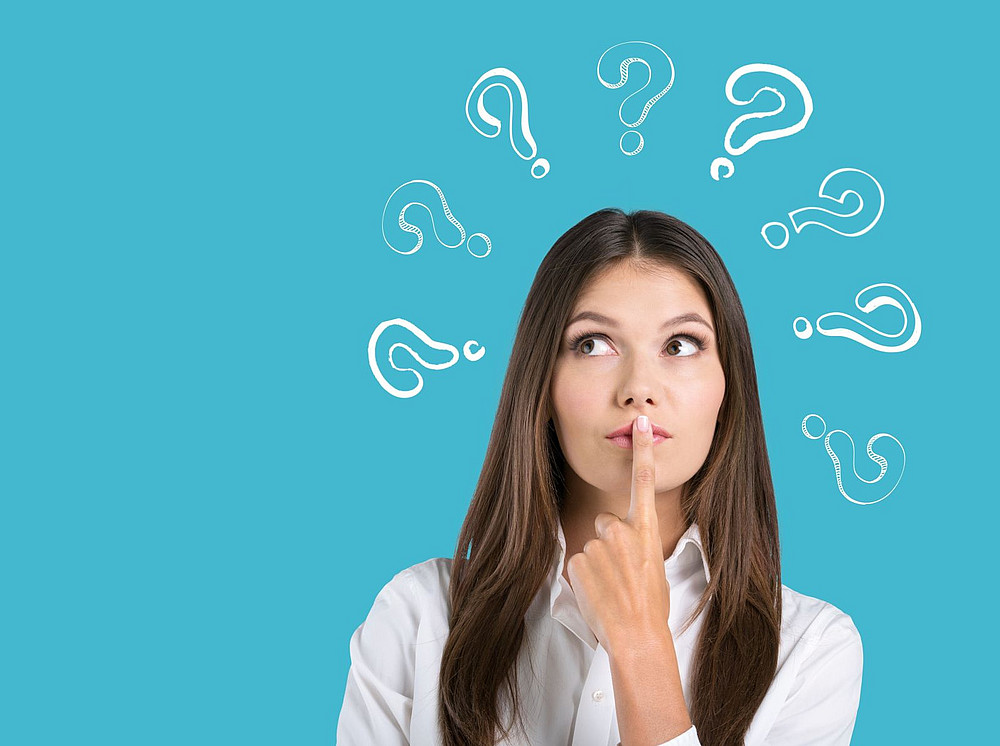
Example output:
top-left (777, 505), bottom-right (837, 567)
top-left (440, 208), bottom-right (781, 746)
top-left (524, 208), bottom-right (761, 520)
top-left (549, 257), bottom-right (726, 511)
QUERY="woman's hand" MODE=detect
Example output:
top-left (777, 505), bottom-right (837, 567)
top-left (565, 414), bottom-right (672, 654)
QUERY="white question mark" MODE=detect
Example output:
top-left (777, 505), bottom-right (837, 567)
top-left (368, 318), bottom-right (486, 399)
top-left (793, 282), bottom-right (921, 353)
top-left (762, 168), bottom-right (885, 249)
top-left (801, 413), bottom-right (905, 505)
top-left (381, 179), bottom-right (492, 258)
top-left (596, 40), bottom-right (676, 156)
top-left (710, 62), bottom-right (813, 180)
top-left (465, 67), bottom-right (550, 178)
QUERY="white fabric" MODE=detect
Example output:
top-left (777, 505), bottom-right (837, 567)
top-left (337, 518), bottom-right (863, 745)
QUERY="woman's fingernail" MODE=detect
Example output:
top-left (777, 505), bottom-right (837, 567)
top-left (637, 415), bottom-right (650, 433)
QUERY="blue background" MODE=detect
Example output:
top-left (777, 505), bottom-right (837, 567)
top-left (2, 1), bottom-right (995, 743)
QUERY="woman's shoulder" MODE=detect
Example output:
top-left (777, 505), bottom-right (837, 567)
top-left (770, 582), bottom-right (865, 727)
top-left (340, 558), bottom-right (456, 737)
top-left (397, 556), bottom-right (454, 593)
top-left (778, 581), bottom-right (862, 651)
top-left (369, 556), bottom-right (453, 591)
top-left (364, 557), bottom-right (454, 629)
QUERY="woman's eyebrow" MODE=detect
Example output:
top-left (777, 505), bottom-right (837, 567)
top-left (566, 310), bottom-right (715, 334)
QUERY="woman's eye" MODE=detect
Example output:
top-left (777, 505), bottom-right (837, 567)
top-left (574, 335), bottom-right (700, 357)
top-left (577, 337), bottom-right (613, 356)
top-left (665, 337), bottom-right (699, 357)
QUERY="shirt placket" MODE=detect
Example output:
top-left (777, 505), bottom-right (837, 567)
top-left (570, 642), bottom-right (616, 746)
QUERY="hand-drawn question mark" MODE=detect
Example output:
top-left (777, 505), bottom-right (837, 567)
top-left (368, 318), bottom-right (486, 399)
top-left (793, 282), bottom-right (921, 353)
top-left (762, 168), bottom-right (885, 250)
top-left (710, 63), bottom-right (813, 180)
top-left (465, 67), bottom-right (550, 179)
top-left (801, 413), bottom-right (905, 505)
top-left (596, 40), bottom-right (676, 156)
top-left (381, 179), bottom-right (492, 258)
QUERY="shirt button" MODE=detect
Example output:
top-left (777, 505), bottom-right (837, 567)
top-left (592, 689), bottom-right (604, 702)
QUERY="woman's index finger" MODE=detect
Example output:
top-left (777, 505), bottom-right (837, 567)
top-left (626, 415), bottom-right (659, 534)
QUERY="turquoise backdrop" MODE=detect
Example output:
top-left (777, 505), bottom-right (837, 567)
top-left (2, 1), bottom-right (995, 743)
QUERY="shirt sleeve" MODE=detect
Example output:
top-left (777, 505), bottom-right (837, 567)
top-left (654, 724), bottom-right (701, 745)
top-left (617, 725), bottom-right (701, 746)
top-left (763, 611), bottom-right (864, 745)
top-left (336, 569), bottom-right (421, 745)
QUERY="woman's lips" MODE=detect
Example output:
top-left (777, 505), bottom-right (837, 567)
top-left (608, 434), bottom-right (669, 448)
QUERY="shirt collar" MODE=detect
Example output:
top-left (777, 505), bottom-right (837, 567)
top-left (549, 514), bottom-right (711, 619)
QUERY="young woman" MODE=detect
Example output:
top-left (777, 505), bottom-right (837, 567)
top-left (337, 208), bottom-right (864, 745)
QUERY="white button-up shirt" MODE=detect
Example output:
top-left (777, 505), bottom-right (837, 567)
top-left (337, 519), bottom-right (863, 745)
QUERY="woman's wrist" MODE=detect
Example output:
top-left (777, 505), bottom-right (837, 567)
top-left (607, 623), bottom-right (676, 663)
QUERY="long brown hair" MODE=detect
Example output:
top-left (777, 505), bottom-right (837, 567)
top-left (438, 208), bottom-right (782, 745)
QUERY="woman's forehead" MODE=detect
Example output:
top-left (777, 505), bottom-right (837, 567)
top-left (573, 265), bottom-right (710, 316)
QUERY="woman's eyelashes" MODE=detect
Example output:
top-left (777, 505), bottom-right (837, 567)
top-left (566, 329), bottom-right (708, 357)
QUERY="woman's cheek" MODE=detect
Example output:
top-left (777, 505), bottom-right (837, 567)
top-left (560, 372), bottom-right (600, 414)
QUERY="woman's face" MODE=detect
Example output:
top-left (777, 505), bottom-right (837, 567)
top-left (549, 261), bottom-right (726, 502)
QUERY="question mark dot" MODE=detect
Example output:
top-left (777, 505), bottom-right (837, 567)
top-left (620, 130), bottom-right (643, 156)
top-left (762, 221), bottom-right (790, 250)
top-left (710, 157), bottom-right (735, 181)
top-left (793, 317), bottom-right (814, 339)
top-left (463, 340), bottom-right (486, 361)
top-left (801, 413), bottom-right (826, 439)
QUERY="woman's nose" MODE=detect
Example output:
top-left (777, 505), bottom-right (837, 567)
top-left (619, 362), bottom-right (660, 406)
